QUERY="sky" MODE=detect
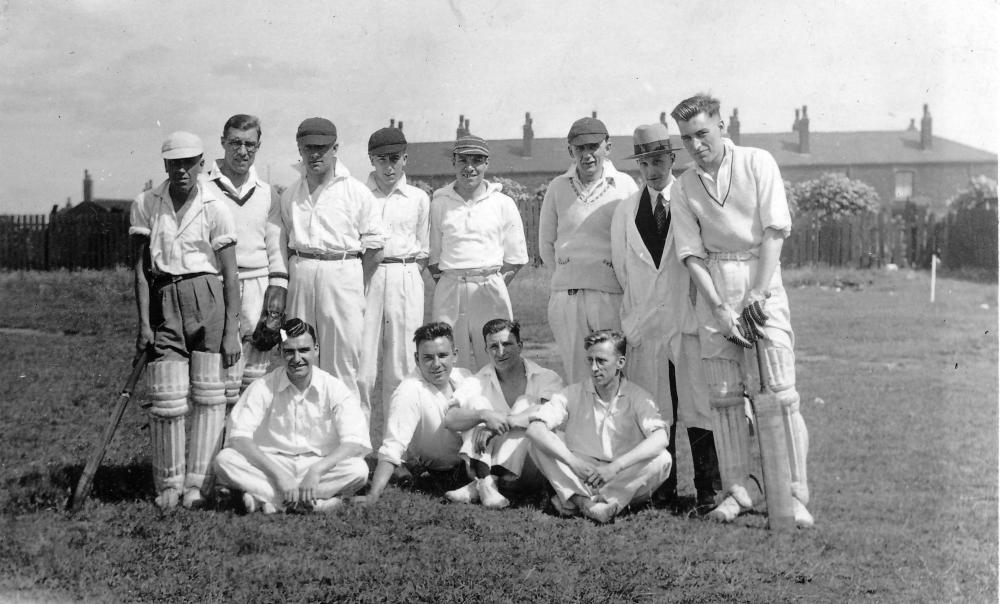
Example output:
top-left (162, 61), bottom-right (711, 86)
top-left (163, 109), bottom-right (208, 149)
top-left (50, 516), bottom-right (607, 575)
top-left (0, 0), bottom-right (996, 214)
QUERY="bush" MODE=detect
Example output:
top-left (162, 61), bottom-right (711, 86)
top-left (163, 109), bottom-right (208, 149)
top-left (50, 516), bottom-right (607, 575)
top-left (491, 176), bottom-right (531, 204)
top-left (790, 173), bottom-right (880, 221)
top-left (947, 175), bottom-right (997, 211)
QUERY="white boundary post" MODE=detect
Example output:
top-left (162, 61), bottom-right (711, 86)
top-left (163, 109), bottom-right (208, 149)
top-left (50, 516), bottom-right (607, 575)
top-left (930, 253), bottom-right (938, 303)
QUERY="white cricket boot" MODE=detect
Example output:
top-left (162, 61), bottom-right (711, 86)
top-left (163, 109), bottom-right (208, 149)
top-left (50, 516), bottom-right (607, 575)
top-left (475, 475), bottom-right (509, 509)
top-left (444, 481), bottom-right (480, 504)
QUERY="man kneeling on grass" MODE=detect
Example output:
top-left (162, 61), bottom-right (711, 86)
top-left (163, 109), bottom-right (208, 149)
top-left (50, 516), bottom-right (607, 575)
top-left (526, 329), bottom-right (672, 523)
top-left (442, 318), bottom-right (565, 508)
top-left (359, 322), bottom-right (472, 504)
top-left (213, 318), bottom-right (371, 514)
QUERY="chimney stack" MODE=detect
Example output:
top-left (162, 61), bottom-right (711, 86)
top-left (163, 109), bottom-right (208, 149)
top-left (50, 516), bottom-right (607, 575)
top-left (464, 118), bottom-right (470, 135)
top-left (456, 114), bottom-right (466, 138)
top-left (798, 105), bottom-right (810, 154)
top-left (389, 118), bottom-right (396, 128)
top-left (591, 110), bottom-right (597, 119)
top-left (83, 169), bottom-right (93, 203)
top-left (659, 111), bottom-right (666, 125)
top-left (398, 121), bottom-right (403, 132)
top-left (792, 108), bottom-right (800, 132)
top-left (920, 104), bottom-right (932, 150)
top-left (727, 108), bottom-right (741, 145)
top-left (522, 111), bottom-right (534, 158)
top-left (907, 118), bottom-right (917, 132)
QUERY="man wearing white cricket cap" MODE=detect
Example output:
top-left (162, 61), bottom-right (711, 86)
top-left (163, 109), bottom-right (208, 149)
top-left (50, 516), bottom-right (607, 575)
top-left (276, 117), bottom-right (385, 402)
top-left (358, 126), bottom-right (430, 422)
top-left (428, 134), bottom-right (528, 371)
top-left (610, 122), bottom-right (720, 515)
top-left (670, 93), bottom-right (813, 527)
top-left (539, 116), bottom-right (639, 383)
top-left (130, 130), bottom-right (241, 509)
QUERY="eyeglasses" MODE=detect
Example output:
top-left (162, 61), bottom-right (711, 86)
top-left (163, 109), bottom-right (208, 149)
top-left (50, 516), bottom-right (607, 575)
top-left (224, 139), bottom-right (259, 152)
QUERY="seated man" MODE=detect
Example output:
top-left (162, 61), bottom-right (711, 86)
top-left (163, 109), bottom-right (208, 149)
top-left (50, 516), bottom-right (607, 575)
top-left (442, 318), bottom-right (565, 508)
top-left (526, 330), bottom-right (672, 523)
top-left (214, 318), bottom-right (371, 514)
top-left (361, 322), bottom-right (472, 504)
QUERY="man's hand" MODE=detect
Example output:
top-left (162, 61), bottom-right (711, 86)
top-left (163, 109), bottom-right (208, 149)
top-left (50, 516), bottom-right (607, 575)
top-left (740, 296), bottom-right (769, 340)
top-left (276, 473), bottom-right (300, 505)
top-left (221, 327), bottom-right (242, 367)
top-left (135, 325), bottom-right (154, 361)
top-left (592, 461), bottom-right (620, 486)
top-left (713, 303), bottom-right (753, 349)
top-left (479, 410), bottom-right (509, 434)
top-left (473, 426), bottom-right (495, 454)
top-left (569, 456), bottom-right (599, 483)
top-left (298, 467), bottom-right (320, 503)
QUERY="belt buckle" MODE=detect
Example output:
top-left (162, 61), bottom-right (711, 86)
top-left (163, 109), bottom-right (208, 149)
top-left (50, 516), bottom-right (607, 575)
top-left (567, 289), bottom-right (579, 296)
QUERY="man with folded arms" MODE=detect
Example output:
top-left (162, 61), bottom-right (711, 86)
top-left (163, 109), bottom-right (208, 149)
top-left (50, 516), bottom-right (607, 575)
top-left (442, 318), bottom-right (564, 508)
top-left (527, 330), bottom-right (672, 523)
top-left (214, 318), bottom-right (370, 514)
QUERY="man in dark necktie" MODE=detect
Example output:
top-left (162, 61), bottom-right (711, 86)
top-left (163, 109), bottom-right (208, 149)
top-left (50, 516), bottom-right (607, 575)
top-left (610, 122), bottom-right (720, 515)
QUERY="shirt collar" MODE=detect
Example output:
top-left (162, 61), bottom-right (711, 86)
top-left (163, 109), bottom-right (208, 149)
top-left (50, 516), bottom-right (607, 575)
top-left (204, 160), bottom-right (261, 190)
top-left (694, 138), bottom-right (734, 180)
top-left (276, 367), bottom-right (318, 397)
top-left (293, 158), bottom-right (351, 184)
top-left (585, 376), bottom-right (626, 405)
top-left (152, 179), bottom-right (218, 208)
top-left (645, 175), bottom-right (676, 203)
top-left (561, 159), bottom-right (624, 188)
top-left (366, 172), bottom-right (411, 198)
top-left (437, 179), bottom-right (501, 204)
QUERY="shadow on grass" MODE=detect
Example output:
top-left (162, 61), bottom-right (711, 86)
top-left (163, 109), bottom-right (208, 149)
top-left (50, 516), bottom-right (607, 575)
top-left (2, 461), bottom-right (153, 514)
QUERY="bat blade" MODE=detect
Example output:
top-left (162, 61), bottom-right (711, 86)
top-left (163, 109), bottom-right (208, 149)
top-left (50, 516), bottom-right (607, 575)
top-left (753, 344), bottom-right (795, 531)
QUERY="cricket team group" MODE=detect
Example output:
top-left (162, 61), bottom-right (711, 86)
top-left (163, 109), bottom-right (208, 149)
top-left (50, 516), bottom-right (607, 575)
top-left (129, 92), bottom-right (812, 527)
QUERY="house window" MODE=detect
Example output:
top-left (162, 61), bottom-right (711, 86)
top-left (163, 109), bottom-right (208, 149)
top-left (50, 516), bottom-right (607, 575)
top-left (895, 171), bottom-right (914, 201)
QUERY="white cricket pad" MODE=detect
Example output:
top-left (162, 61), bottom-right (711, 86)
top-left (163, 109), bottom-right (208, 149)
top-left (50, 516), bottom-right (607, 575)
top-left (704, 359), bottom-right (751, 498)
top-left (778, 388), bottom-right (809, 505)
top-left (241, 346), bottom-right (272, 392)
top-left (186, 403), bottom-right (226, 493)
top-left (146, 359), bottom-right (189, 418)
top-left (190, 351), bottom-right (227, 406)
top-left (150, 415), bottom-right (185, 493)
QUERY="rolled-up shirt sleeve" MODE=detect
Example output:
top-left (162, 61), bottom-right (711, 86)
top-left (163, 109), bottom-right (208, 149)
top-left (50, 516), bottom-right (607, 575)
top-left (753, 151), bottom-right (792, 237)
top-left (671, 184), bottom-right (707, 262)
top-left (357, 184), bottom-right (386, 251)
top-left (208, 198), bottom-right (237, 251)
top-left (377, 380), bottom-right (421, 465)
top-left (531, 389), bottom-right (570, 431)
top-left (633, 393), bottom-right (668, 437)
top-left (129, 192), bottom-right (151, 237)
top-left (330, 379), bottom-right (372, 452)
top-left (227, 378), bottom-right (269, 441)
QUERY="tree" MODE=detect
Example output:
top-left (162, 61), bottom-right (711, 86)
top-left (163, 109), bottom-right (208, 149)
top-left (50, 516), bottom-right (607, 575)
top-left (790, 173), bottom-right (880, 221)
top-left (947, 175), bottom-right (997, 211)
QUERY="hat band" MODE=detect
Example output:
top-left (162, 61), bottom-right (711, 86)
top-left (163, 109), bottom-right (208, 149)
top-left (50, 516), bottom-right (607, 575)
top-left (633, 140), bottom-right (674, 155)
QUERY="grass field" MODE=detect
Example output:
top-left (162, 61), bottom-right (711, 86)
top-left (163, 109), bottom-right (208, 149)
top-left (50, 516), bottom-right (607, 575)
top-left (0, 265), bottom-right (996, 603)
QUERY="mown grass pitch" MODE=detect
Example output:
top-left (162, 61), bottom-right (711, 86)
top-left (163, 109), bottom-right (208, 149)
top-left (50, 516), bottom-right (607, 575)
top-left (0, 266), bottom-right (996, 603)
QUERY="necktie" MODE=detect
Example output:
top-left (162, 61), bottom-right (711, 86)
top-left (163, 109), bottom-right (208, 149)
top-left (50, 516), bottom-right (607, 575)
top-left (653, 193), bottom-right (670, 237)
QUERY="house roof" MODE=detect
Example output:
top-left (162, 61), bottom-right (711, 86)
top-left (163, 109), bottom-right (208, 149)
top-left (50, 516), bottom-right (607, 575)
top-left (62, 199), bottom-right (132, 215)
top-left (404, 129), bottom-right (997, 177)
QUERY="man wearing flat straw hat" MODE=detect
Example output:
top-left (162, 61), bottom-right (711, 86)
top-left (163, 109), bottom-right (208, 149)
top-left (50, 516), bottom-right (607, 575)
top-left (610, 122), bottom-right (720, 515)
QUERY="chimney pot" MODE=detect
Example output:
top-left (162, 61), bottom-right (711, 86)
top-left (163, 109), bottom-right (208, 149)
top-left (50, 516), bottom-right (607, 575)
top-left (398, 121), bottom-right (403, 131)
top-left (920, 104), bottom-right (933, 150)
top-left (907, 118), bottom-right (917, 131)
top-left (522, 111), bottom-right (534, 158)
top-left (591, 110), bottom-right (597, 119)
top-left (727, 108), bottom-right (741, 145)
top-left (389, 118), bottom-right (395, 128)
top-left (793, 108), bottom-right (800, 132)
top-left (83, 169), bottom-right (93, 203)
top-left (798, 105), bottom-right (810, 154)
top-left (659, 111), bottom-right (666, 125)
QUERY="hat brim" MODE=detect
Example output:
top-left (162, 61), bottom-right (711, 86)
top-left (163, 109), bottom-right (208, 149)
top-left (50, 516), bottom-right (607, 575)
top-left (161, 148), bottom-right (203, 160)
top-left (298, 134), bottom-right (337, 145)
top-left (568, 133), bottom-right (608, 146)
top-left (369, 143), bottom-right (407, 156)
top-left (625, 148), bottom-right (676, 160)
top-left (453, 148), bottom-right (490, 157)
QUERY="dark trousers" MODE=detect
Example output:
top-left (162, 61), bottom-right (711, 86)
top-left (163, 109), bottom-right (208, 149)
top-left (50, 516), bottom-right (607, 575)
top-left (657, 361), bottom-right (721, 502)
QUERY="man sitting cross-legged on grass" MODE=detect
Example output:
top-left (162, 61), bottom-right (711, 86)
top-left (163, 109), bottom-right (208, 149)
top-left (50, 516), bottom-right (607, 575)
top-left (359, 322), bottom-right (473, 504)
top-left (213, 318), bottom-right (371, 514)
top-left (526, 329), bottom-right (672, 523)
top-left (442, 318), bottom-right (565, 508)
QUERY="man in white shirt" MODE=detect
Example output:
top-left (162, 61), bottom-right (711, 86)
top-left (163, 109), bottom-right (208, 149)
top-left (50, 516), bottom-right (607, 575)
top-left (360, 322), bottom-right (472, 504)
top-left (277, 117), bottom-right (385, 400)
top-left (526, 330), bottom-right (672, 523)
top-left (539, 117), bottom-right (639, 383)
top-left (428, 135), bottom-right (529, 371)
top-left (358, 127), bottom-right (430, 421)
top-left (671, 93), bottom-right (812, 528)
top-left (442, 318), bottom-right (565, 508)
top-left (610, 123), bottom-right (720, 514)
top-left (214, 318), bottom-right (371, 514)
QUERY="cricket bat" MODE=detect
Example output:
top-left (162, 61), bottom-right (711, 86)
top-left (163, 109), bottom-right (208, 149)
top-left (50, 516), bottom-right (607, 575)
top-left (68, 347), bottom-right (150, 512)
top-left (751, 343), bottom-right (795, 531)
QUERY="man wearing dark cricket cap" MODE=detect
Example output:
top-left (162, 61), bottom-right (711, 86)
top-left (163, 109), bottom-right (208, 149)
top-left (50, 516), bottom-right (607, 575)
top-left (358, 125), bottom-right (431, 422)
top-left (427, 134), bottom-right (528, 370)
top-left (538, 116), bottom-right (639, 383)
top-left (275, 117), bottom-right (385, 404)
top-left (610, 122), bottom-right (720, 514)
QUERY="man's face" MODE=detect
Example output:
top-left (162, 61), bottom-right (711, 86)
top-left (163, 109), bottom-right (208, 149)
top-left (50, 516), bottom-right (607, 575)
top-left (281, 332), bottom-right (317, 383)
top-left (636, 153), bottom-right (675, 192)
top-left (585, 340), bottom-right (625, 390)
top-left (415, 337), bottom-right (457, 388)
top-left (298, 141), bottom-right (338, 178)
top-left (676, 112), bottom-right (725, 169)
top-left (370, 152), bottom-right (407, 190)
top-left (485, 328), bottom-right (522, 374)
top-left (569, 139), bottom-right (611, 180)
top-left (452, 154), bottom-right (488, 190)
top-left (163, 155), bottom-right (203, 195)
top-left (221, 127), bottom-right (260, 177)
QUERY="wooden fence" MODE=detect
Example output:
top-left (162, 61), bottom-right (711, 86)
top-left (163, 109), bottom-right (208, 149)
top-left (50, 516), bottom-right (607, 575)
top-left (0, 201), bottom-right (994, 271)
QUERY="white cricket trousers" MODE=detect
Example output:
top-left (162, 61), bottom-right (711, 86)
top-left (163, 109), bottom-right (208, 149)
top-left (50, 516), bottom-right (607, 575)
top-left (238, 274), bottom-right (268, 340)
top-left (432, 269), bottom-right (511, 371)
top-left (213, 448), bottom-right (369, 505)
top-left (359, 262), bottom-right (423, 421)
top-left (287, 256), bottom-right (365, 399)
top-left (547, 289), bottom-right (621, 384)
top-left (459, 399), bottom-right (536, 476)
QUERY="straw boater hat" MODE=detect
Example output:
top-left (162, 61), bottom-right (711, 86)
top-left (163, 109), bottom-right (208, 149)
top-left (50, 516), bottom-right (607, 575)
top-left (625, 123), bottom-right (677, 159)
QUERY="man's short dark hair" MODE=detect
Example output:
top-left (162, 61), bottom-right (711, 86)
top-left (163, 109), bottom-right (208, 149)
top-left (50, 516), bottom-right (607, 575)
top-left (482, 318), bottom-right (521, 344)
top-left (583, 329), bottom-right (626, 356)
top-left (413, 321), bottom-right (454, 347)
top-left (281, 317), bottom-right (316, 344)
top-left (670, 94), bottom-right (721, 122)
top-left (223, 114), bottom-right (262, 138)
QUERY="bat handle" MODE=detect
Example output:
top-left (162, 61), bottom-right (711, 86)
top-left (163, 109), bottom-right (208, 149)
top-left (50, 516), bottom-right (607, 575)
top-left (755, 341), bottom-right (770, 393)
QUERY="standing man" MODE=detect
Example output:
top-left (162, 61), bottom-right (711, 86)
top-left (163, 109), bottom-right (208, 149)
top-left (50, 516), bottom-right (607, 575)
top-left (277, 117), bottom-right (385, 400)
top-left (130, 131), bottom-right (241, 509)
top-left (526, 330), bottom-right (672, 523)
top-left (539, 117), bottom-right (639, 383)
top-left (201, 114), bottom-right (287, 395)
top-left (214, 318), bottom-right (371, 514)
top-left (361, 322), bottom-right (472, 504)
top-left (670, 94), bottom-right (812, 527)
top-left (442, 318), bottom-right (565, 508)
top-left (358, 127), bottom-right (430, 421)
top-left (428, 134), bottom-right (529, 371)
top-left (610, 123), bottom-right (720, 514)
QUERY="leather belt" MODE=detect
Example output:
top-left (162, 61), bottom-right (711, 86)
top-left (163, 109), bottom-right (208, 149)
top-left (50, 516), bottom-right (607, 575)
top-left (567, 289), bottom-right (580, 295)
top-left (150, 271), bottom-right (215, 288)
top-left (380, 256), bottom-right (420, 264)
top-left (290, 249), bottom-right (362, 261)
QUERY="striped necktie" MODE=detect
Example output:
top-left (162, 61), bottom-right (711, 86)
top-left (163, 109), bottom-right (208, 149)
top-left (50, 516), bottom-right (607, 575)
top-left (653, 193), bottom-right (670, 237)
